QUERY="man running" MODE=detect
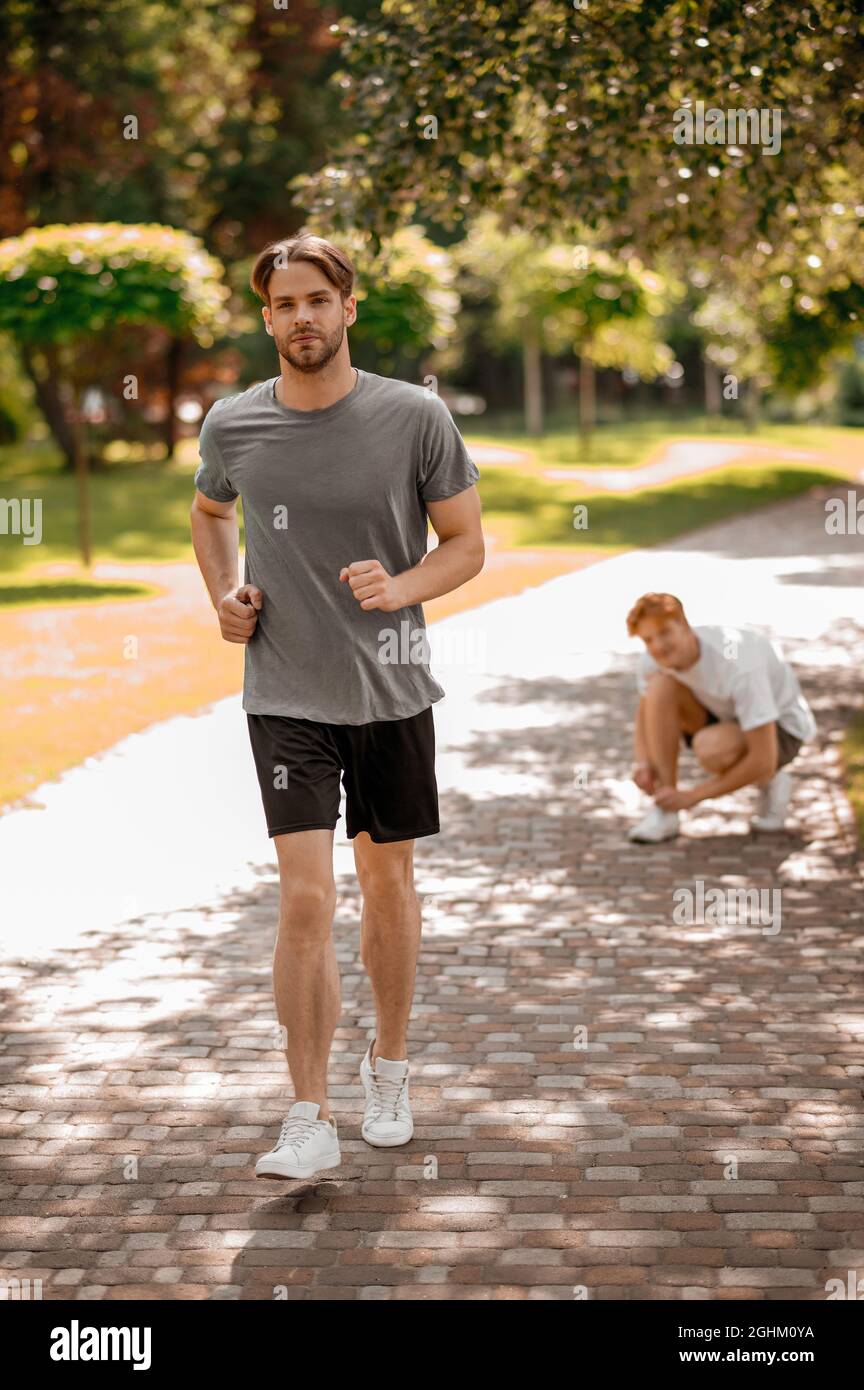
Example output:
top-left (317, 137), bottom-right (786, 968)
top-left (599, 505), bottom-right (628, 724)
top-left (190, 234), bottom-right (484, 1180)
top-left (625, 592), bottom-right (816, 843)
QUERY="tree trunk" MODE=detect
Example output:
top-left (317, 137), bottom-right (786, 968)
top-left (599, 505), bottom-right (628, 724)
top-left (745, 378), bottom-right (761, 431)
top-left (704, 357), bottom-right (721, 419)
top-left (71, 396), bottom-right (92, 569)
top-left (522, 326), bottom-right (543, 435)
top-left (18, 341), bottom-right (77, 469)
top-left (579, 354), bottom-right (596, 456)
top-left (163, 334), bottom-right (183, 459)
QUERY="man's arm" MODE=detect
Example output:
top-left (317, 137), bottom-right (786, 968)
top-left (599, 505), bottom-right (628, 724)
top-left (340, 486), bottom-right (484, 611)
top-left (657, 722), bottom-right (777, 810)
top-left (190, 490), bottom-right (239, 605)
top-left (190, 490), bottom-right (261, 642)
top-left (691, 722), bottom-right (777, 801)
top-left (396, 486), bottom-right (484, 603)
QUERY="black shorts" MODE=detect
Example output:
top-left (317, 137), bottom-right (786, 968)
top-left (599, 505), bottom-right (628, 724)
top-left (684, 710), bottom-right (802, 768)
top-left (246, 706), bottom-right (440, 843)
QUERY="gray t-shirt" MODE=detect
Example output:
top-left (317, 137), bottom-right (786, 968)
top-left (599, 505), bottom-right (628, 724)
top-left (193, 368), bottom-right (481, 723)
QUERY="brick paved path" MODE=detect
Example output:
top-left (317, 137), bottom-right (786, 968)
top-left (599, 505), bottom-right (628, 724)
top-left (1, 489), bottom-right (862, 1300)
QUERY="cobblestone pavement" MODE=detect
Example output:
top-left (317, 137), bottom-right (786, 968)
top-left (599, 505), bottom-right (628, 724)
top-left (1, 488), bottom-right (862, 1300)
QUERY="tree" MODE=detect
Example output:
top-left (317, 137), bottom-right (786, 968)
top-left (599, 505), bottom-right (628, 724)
top-left (453, 213), bottom-right (672, 440)
top-left (684, 171), bottom-right (864, 417)
top-left (766, 283), bottom-right (864, 396)
top-left (345, 224), bottom-right (461, 379)
top-left (0, 0), bottom-right (351, 450)
top-left (693, 288), bottom-right (771, 428)
top-left (0, 222), bottom-right (230, 564)
top-left (289, 0), bottom-right (863, 265)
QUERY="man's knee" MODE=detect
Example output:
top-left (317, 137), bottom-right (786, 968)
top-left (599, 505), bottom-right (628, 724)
top-left (691, 724), bottom-right (744, 772)
top-left (358, 861), bottom-right (417, 910)
top-left (643, 672), bottom-right (681, 704)
top-left (279, 879), bottom-right (336, 938)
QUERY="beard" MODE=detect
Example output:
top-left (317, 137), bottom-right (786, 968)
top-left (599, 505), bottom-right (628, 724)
top-left (274, 322), bottom-right (344, 374)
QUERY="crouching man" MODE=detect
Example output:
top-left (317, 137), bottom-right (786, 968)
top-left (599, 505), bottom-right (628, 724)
top-left (626, 592), bottom-right (816, 843)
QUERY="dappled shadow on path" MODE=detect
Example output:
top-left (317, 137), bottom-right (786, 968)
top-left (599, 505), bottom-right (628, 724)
top-left (1, 619), bottom-right (862, 1300)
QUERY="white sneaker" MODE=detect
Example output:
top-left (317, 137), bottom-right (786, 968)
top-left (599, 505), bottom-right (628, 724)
top-left (751, 769), bottom-right (792, 831)
top-left (360, 1042), bottom-right (413, 1147)
top-left (255, 1100), bottom-right (341, 1180)
top-left (628, 806), bottom-right (680, 843)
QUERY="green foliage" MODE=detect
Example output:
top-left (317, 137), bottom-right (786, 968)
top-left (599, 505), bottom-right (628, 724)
top-left (291, 0), bottom-right (862, 262)
top-left (693, 287), bottom-right (770, 384)
top-left (453, 212), bottom-right (673, 375)
top-left (348, 225), bottom-right (459, 369)
top-left (0, 334), bottom-right (34, 442)
top-left (0, 1), bottom-right (348, 265)
top-left (0, 223), bottom-right (231, 346)
top-left (766, 285), bottom-right (864, 396)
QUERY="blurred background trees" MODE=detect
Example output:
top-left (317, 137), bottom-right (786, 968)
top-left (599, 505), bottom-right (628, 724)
top-left (0, 0), bottom-right (861, 464)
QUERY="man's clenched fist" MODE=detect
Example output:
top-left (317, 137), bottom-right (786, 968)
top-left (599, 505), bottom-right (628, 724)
top-left (218, 584), bottom-right (263, 643)
top-left (339, 560), bottom-right (406, 612)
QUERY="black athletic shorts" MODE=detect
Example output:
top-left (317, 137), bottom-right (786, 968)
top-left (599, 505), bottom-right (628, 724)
top-left (246, 706), bottom-right (440, 843)
top-left (684, 710), bottom-right (802, 768)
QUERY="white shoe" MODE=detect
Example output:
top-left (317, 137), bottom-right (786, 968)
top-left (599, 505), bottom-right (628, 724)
top-left (628, 806), bottom-right (680, 843)
top-left (751, 769), bottom-right (792, 831)
top-left (255, 1100), bottom-right (341, 1180)
top-left (360, 1042), bottom-right (413, 1147)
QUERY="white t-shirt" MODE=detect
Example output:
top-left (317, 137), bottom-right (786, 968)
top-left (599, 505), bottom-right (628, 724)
top-left (636, 625), bottom-right (816, 742)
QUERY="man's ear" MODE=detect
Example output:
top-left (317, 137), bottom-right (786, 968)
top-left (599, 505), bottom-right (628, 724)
top-left (262, 305), bottom-right (274, 337)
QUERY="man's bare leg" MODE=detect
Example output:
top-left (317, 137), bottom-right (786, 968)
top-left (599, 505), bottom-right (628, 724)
top-left (353, 833), bottom-right (420, 1062)
top-left (272, 827), bottom-right (340, 1121)
top-left (691, 722), bottom-right (747, 778)
top-left (640, 672), bottom-right (712, 787)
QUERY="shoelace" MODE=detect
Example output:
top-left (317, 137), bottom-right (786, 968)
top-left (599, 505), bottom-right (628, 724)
top-left (367, 1072), bottom-right (407, 1120)
top-left (276, 1116), bottom-right (325, 1151)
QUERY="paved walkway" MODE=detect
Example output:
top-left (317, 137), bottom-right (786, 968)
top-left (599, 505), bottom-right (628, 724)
top-left (1, 485), bottom-right (863, 1300)
top-left (543, 439), bottom-right (822, 491)
top-left (1, 544), bottom-right (593, 816)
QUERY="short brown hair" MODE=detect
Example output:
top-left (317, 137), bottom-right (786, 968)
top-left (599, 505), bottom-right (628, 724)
top-left (626, 592), bottom-right (687, 636)
top-left (250, 234), bottom-right (355, 304)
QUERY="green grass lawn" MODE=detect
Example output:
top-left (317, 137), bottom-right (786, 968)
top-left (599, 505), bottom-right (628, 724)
top-left (469, 413), bottom-right (862, 470)
top-left (0, 421), bottom-right (854, 590)
top-left (479, 462), bottom-right (848, 550)
top-left (0, 437), bottom-right (236, 579)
